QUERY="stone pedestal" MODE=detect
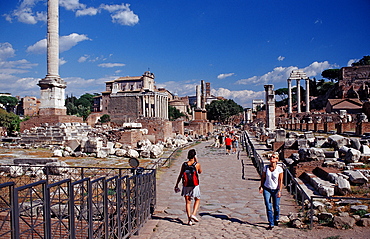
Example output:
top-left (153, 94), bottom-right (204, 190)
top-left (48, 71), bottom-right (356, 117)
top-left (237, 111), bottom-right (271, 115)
top-left (20, 115), bottom-right (83, 132)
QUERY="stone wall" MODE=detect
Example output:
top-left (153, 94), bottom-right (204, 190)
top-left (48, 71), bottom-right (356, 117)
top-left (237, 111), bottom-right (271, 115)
top-left (336, 122), bottom-right (356, 134)
top-left (357, 122), bottom-right (370, 135)
top-left (294, 161), bottom-right (323, 178)
top-left (107, 96), bottom-right (140, 125)
top-left (86, 112), bottom-right (104, 127)
top-left (118, 130), bottom-right (145, 147)
top-left (136, 118), bottom-right (172, 143)
top-left (186, 121), bottom-right (213, 136)
top-left (20, 115), bottom-right (83, 132)
top-left (172, 120), bottom-right (184, 135)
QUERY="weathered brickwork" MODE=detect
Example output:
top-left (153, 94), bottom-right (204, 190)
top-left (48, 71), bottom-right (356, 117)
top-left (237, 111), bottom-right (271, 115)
top-left (186, 121), bottom-right (213, 136)
top-left (335, 122), bottom-right (356, 134)
top-left (106, 96), bottom-right (140, 125)
top-left (172, 120), bottom-right (184, 135)
top-left (136, 118), bottom-right (172, 143)
top-left (118, 130), bottom-right (145, 147)
top-left (20, 115), bottom-right (83, 132)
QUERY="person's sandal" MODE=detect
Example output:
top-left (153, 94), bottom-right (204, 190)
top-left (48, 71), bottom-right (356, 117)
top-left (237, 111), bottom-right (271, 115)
top-left (191, 215), bottom-right (199, 222)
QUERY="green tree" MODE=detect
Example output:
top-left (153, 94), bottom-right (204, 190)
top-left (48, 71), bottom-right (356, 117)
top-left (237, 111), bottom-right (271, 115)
top-left (0, 109), bottom-right (21, 135)
top-left (168, 105), bottom-right (185, 121)
top-left (0, 96), bottom-right (19, 112)
top-left (76, 93), bottom-right (94, 111)
top-left (321, 69), bottom-right (340, 82)
top-left (99, 114), bottom-right (111, 123)
top-left (275, 88), bottom-right (288, 100)
top-left (65, 93), bottom-right (97, 120)
top-left (206, 99), bottom-right (243, 124)
top-left (352, 55), bottom-right (370, 66)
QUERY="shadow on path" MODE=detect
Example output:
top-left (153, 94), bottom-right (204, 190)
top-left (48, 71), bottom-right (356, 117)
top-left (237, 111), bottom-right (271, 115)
top-left (151, 215), bottom-right (184, 225)
top-left (199, 212), bottom-right (268, 230)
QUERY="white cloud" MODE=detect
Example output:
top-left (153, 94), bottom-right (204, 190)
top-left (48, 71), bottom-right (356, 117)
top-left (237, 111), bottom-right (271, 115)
top-left (314, 19), bottom-right (322, 24)
top-left (59, 0), bottom-right (86, 11)
top-left (212, 88), bottom-right (265, 108)
top-left (235, 61), bottom-right (336, 86)
top-left (98, 63), bottom-right (126, 68)
top-left (59, 33), bottom-right (90, 52)
top-left (100, 3), bottom-right (139, 26)
top-left (78, 55), bottom-right (89, 63)
top-left (5, 0), bottom-right (139, 26)
top-left (347, 59), bottom-right (359, 66)
top-left (0, 43), bottom-right (15, 61)
top-left (0, 59), bottom-right (37, 69)
top-left (4, 0), bottom-right (46, 24)
top-left (302, 61), bottom-right (334, 77)
top-left (64, 76), bottom-right (117, 96)
top-left (157, 80), bottom-right (199, 96)
top-left (217, 73), bottom-right (234, 79)
top-left (76, 7), bottom-right (99, 17)
top-left (26, 39), bottom-right (46, 54)
top-left (59, 58), bottom-right (67, 66)
top-left (277, 56), bottom-right (285, 61)
top-left (27, 33), bottom-right (91, 54)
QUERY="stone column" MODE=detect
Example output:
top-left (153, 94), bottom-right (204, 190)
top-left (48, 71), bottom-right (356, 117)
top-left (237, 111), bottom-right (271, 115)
top-left (47, 0), bottom-right (58, 77)
top-left (287, 78), bottom-right (292, 114)
top-left (142, 96), bottom-right (145, 117)
top-left (264, 84), bottom-right (275, 130)
top-left (165, 96), bottom-right (168, 119)
top-left (196, 85), bottom-right (201, 109)
top-left (296, 79), bottom-right (301, 113)
top-left (201, 80), bottom-right (206, 110)
top-left (305, 78), bottom-right (310, 113)
top-left (38, 0), bottom-right (67, 115)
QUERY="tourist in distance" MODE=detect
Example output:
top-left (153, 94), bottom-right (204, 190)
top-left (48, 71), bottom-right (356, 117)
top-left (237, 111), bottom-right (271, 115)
top-left (259, 152), bottom-right (284, 230)
top-left (174, 149), bottom-right (203, 225)
top-left (224, 134), bottom-right (232, 155)
top-left (232, 134), bottom-right (239, 154)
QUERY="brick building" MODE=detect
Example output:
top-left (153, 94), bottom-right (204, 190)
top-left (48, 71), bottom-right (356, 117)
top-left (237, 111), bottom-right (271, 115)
top-left (17, 96), bottom-right (40, 116)
top-left (100, 71), bottom-right (168, 125)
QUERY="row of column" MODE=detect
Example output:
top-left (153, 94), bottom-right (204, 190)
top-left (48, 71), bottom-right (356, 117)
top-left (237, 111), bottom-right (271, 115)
top-left (287, 71), bottom-right (310, 114)
top-left (142, 93), bottom-right (168, 119)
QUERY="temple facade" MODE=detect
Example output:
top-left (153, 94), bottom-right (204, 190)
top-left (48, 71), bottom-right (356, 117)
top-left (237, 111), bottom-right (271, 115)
top-left (101, 71), bottom-right (168, 125)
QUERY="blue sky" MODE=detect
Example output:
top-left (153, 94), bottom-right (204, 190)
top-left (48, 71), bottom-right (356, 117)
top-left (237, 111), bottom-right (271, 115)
top-left (0, 0), bottom-right (369, 108)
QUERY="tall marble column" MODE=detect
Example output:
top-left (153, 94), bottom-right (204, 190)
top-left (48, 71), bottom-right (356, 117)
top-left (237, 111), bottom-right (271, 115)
top-left (38, 0), bottom-right (67, 115)
top-left (296, 79), bottom-right (301, 113)
top-left (305, 78), bottom-right (310, 113)
top-left (264, 84), bottom-right (276, 130)
top-left (287, 78), bottom-right (292, 114)
top-left (196, 85), bottom-right (201, 109)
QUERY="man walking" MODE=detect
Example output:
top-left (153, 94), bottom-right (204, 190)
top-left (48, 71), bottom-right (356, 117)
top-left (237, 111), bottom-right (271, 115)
top-left (224, 135), bottom-right (232, 155)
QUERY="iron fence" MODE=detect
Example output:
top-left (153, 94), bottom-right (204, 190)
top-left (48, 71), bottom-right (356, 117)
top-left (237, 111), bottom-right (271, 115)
top-left (0, 166), bottom-right (156, 238)
top-left (242, 130), bottom-right (370, 229)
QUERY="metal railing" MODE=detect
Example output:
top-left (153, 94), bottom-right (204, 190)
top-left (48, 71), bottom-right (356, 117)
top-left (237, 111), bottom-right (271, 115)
top-left (0, 166), bottom-right (156, 239)
top-left (242, 130), bottom-right (370, 229)
top-left (241, 131), bottom-right (313, 226)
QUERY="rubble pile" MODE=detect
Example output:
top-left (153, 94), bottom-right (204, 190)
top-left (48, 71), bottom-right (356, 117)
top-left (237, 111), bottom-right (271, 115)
top-left (17, 123), bottom-right (193, 160)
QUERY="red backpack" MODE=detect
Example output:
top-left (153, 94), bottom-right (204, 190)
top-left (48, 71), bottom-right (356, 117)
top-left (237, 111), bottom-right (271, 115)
top-left (182, 162), bottom-right (199, 187)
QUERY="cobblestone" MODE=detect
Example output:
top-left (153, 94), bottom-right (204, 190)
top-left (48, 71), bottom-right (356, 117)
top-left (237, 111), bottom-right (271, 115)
top-left (133, 140), bottom-right (370, 239)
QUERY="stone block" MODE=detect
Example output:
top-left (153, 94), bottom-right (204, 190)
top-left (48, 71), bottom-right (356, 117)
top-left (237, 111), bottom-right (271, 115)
top-left (333, 216), bottom-right (356, 229)
top-left (343, 170), bottom-right (369, 184)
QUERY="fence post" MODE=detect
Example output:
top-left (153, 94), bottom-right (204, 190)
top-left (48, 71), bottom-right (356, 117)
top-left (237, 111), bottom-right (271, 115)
top-left (69, 180), bottom-right (76, 239)
top-left (44, 182), bottom-right (51, 239)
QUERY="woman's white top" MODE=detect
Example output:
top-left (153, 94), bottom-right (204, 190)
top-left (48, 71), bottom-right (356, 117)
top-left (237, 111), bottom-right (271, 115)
top-left (263, 165), bottom-right (283, 190)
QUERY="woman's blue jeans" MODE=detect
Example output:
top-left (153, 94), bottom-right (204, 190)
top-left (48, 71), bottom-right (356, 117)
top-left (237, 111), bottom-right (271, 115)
top-left (263, 187), bottom-right (280, 227)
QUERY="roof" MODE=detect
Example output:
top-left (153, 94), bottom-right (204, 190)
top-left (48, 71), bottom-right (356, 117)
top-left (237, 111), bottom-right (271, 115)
top-left (105, 76), bottom-right (142, 83)
top-left (327, 98), bottom-right (363, 110)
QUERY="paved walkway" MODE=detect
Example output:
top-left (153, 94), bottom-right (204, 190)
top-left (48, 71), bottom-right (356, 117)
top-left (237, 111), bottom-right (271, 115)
top-left (133, 140), bottom-right (368, 239)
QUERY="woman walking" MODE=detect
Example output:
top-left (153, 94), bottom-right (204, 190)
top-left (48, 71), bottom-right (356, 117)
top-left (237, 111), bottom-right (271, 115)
top-left (259, 152), bottom-right (284, 230)
top-left (174, 149), bottom-right (203, 225)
